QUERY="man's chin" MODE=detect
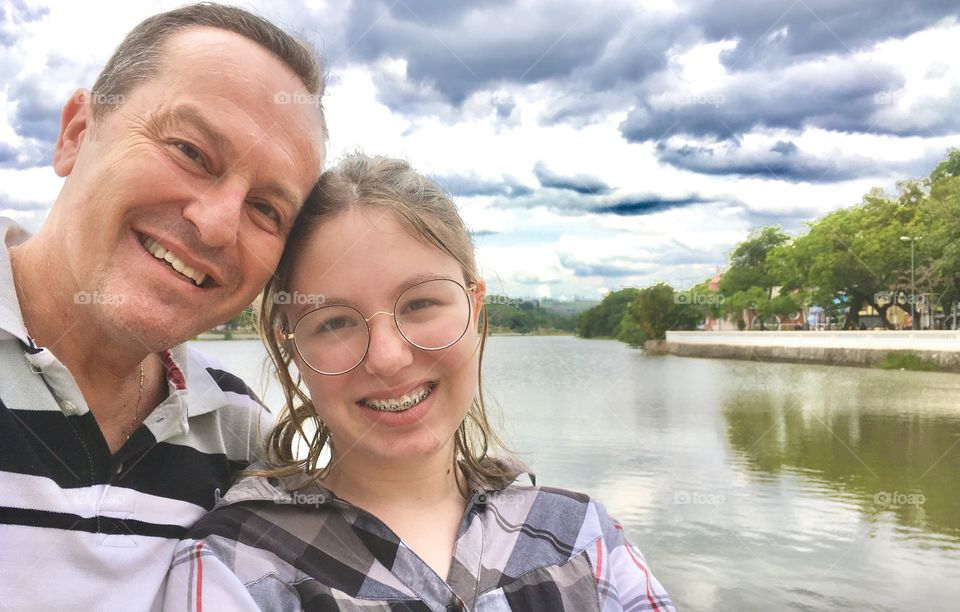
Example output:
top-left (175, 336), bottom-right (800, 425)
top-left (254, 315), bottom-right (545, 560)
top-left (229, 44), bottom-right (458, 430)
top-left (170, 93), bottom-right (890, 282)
top-left (108, 303), bottom-right (226, 352)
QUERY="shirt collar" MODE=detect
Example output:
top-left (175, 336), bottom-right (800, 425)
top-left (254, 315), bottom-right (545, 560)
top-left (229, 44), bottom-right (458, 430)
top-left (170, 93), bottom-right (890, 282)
top-left (0, 217), bottom-right (34, 346)
top-left (0, 217), bottom-right (223, 410)
top-left (219, 457), bottom-right (536, 509)
top-left (171, 343), bottom-right (230, 417)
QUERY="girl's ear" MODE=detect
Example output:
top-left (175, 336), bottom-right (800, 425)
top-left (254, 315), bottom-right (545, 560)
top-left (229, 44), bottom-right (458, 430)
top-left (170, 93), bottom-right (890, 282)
top-left (274, 312), bottom-right (292, 347)
top-left (472, 279), bottom-right (487, 321)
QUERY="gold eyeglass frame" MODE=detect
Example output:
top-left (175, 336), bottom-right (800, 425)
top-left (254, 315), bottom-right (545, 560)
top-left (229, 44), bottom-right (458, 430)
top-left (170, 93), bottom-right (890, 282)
top-left (281, 278), bottom-right (479, 375)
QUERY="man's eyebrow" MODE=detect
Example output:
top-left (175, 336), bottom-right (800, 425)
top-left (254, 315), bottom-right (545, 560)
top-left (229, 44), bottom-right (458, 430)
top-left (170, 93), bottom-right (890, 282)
top-left (149, 105), bottom-right (238, 159)
top-left (150, 106), bottom-right (303, 211)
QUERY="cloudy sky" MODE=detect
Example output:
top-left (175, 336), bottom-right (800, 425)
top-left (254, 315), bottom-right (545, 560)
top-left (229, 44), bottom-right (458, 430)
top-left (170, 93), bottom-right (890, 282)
top-left (2, 0), bottom-right (958, 300)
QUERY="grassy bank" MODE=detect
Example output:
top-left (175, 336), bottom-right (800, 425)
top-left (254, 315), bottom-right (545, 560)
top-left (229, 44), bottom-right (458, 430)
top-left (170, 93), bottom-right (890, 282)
top-left (876, 351), bottom-right (942, 372)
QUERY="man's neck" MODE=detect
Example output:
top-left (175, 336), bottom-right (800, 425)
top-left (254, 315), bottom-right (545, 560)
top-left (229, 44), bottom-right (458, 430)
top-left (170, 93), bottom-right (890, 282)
top-left (9, 234), bottom-right (166, 452)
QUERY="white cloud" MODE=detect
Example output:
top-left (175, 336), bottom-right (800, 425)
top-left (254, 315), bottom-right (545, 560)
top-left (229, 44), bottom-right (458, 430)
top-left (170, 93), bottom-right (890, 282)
top-left (2, 0), bottom-right (957, 298)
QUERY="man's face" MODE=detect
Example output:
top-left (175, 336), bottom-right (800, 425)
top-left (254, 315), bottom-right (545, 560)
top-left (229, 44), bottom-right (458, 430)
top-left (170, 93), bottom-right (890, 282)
top-left (54, 27), bottom-right (324, 350)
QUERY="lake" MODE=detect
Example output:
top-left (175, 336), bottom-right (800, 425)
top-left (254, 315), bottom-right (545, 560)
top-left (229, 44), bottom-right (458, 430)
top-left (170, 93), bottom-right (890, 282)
top-left (191, 336), bottom-right (960, 611)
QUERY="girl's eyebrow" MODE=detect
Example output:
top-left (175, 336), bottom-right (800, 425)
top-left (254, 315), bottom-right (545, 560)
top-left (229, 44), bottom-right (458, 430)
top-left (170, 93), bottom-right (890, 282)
top-left (312, 273), bottom-right (455, 307)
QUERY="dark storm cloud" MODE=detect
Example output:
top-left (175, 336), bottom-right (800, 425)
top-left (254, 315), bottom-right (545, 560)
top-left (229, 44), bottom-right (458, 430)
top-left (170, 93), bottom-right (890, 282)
top-left (1, 0), bottom-right (49, 46)
top-left (493, 187), bottom-right (713, 217)
top-left (594, 195), bottom-right (710, 216)
top-left (0, 137), bottom-right (50, 170)
top-left (619, 58), bottom-right (907, 142)
top-left (533, 162), bottom-right (610, 195)
top-left (655, 141), bottom-right (866, 182)
top-left (319, 0), bottom-right (957, 140)
top-left (3, 52), bottom-right (102, 170)
top-left (339, 0), bottom-right (634, 106)
top-left (10, 78), bottom-right (63, 145)
top-left (432, 173), bottom-right (533, 198)
top-left (559, 254), bottom-right (651, 278)
top-left (692, 0), bottom-right (958, 70)
top-left (655, 140), bottom-right (950, 183)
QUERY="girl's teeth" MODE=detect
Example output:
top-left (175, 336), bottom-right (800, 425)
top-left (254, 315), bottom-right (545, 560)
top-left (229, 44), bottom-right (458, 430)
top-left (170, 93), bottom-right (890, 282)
top-left (363, 386), bottom-right (432, 412)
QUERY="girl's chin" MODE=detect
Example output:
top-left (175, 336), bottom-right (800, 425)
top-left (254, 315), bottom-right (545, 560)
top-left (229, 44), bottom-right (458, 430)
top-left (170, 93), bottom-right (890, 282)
top-left (331, 431), bottom-right (458, 468)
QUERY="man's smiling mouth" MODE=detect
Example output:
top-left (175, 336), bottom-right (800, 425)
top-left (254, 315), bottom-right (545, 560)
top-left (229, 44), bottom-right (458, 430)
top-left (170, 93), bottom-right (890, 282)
top-left (140, 236), bottom-right (209, 287)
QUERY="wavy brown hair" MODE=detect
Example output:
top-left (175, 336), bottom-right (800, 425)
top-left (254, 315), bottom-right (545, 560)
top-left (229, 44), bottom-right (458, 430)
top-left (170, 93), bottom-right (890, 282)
top-left (255, 154), bottom-right (512, 491)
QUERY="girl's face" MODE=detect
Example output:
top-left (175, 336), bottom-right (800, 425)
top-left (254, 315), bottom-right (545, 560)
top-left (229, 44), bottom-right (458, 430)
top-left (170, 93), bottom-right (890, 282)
top-left (284, 207), bottom-right (485, 469)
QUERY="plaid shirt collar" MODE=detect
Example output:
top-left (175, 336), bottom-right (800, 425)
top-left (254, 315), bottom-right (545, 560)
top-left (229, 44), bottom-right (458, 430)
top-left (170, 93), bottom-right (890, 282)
top-left (218, 456), bottom-right (535, 510)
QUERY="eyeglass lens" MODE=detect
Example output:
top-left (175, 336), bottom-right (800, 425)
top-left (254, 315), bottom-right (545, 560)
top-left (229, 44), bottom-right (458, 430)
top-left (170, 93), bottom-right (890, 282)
top-left (292, 278), bottom-right (472, 374)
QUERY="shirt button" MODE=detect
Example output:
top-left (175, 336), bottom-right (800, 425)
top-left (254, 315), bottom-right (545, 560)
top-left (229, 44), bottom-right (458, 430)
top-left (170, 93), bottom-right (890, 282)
top-left (61, 400), bottom-right (76, 412)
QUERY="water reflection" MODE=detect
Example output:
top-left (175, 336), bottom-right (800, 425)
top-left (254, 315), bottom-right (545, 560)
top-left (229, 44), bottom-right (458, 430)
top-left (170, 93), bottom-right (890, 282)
top-left (194, 338), bottom-right (960, 610)
top-left (722, 375), bottom-right (960, 543)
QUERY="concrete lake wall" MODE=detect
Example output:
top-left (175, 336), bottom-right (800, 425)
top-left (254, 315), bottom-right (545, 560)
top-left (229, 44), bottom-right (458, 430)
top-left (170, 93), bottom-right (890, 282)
top-left (661, 330), bottom-right (960, 371)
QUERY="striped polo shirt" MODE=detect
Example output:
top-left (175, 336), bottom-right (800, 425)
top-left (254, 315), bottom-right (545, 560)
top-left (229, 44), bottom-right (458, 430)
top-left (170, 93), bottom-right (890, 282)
top-left (0, 218), bottom-right (272, 610)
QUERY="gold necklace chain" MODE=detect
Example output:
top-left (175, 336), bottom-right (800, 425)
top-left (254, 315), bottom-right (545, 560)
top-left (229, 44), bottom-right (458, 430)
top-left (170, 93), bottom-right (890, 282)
top-left (124, 362), bottom-right (145, 441)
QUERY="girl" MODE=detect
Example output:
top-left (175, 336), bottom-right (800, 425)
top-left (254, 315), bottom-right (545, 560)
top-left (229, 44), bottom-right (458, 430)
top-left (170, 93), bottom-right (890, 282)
top-left (166, 155), bottom-right (674, 611)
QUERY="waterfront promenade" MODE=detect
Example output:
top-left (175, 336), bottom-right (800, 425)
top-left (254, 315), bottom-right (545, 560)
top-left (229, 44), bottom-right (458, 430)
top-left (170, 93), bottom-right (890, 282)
top-left (663, 330), bottom-right (960, 370)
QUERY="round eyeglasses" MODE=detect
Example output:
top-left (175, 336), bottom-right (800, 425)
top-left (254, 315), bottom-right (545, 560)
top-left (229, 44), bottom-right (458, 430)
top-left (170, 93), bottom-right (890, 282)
top-left (282, 278), bottom-right (478, 375)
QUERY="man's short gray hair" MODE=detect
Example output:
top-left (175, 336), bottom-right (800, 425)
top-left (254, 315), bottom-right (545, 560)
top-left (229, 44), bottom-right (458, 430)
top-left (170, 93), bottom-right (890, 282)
top-left (91, 2), bottom-right (326, 135)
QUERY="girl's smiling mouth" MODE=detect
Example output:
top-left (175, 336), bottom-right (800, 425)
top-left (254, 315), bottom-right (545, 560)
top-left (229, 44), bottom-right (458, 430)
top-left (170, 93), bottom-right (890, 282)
top-left (359, 383), bottom-right (436, 413)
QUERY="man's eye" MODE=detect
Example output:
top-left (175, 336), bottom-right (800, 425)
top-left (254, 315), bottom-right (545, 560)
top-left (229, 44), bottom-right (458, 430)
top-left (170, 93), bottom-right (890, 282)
top-left (174, 142), bottom-right (203, 163)
top-left (250, 201), bottom-right (281, 225)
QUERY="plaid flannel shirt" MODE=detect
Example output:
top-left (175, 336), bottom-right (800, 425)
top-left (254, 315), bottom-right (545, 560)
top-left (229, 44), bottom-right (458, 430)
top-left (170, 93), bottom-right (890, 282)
top-left (165, 459), bottom-right (675, 611)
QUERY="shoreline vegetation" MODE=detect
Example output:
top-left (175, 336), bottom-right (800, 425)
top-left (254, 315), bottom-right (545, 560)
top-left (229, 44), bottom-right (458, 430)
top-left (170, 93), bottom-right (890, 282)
top-left (572, 152), bottom-right (960, 373)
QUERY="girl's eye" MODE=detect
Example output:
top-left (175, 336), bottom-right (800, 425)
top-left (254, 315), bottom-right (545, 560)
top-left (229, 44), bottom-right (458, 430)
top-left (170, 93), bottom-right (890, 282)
top-left (319, 317), bottom-right (353, 333)
top-left (405, 299), bottom-right (436, 313)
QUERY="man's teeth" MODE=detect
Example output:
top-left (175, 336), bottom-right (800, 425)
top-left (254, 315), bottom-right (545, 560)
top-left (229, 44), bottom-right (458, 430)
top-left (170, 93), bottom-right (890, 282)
top-left (362, 385), bottom-right (434, 412)
top-left (142, 237), bottom-right (207, 286)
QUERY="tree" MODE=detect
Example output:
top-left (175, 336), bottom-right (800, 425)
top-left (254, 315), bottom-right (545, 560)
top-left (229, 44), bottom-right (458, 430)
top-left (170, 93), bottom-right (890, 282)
top-left (576, 288), bottom-right (640, 338)
top-left (718, 226), bottom-right (790, 329)
top-left (626, 283), bottom-right (699, 342)
top-left (769, 189), bottom-right (917, 329)
top-left (917, 149), bottom-right (960, 322)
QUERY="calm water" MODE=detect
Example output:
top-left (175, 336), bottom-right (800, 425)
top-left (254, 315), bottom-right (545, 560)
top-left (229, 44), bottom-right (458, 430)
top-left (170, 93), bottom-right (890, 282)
top-left (191, 336), bottom-right (960, 611)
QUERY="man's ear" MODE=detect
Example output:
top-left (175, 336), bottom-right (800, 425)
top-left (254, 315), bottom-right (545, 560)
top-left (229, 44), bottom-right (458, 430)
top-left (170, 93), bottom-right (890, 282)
top-left (53, 89), bottom-right (94, 177)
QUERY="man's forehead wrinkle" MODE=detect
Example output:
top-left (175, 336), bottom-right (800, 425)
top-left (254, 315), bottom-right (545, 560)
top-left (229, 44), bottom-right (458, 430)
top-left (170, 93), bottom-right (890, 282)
top-left (245, 102), bottom-right (324, 206)
top-left (183, 105), bottom-right (242, 159)
top-left (265, 106), bottom-right (325, 172)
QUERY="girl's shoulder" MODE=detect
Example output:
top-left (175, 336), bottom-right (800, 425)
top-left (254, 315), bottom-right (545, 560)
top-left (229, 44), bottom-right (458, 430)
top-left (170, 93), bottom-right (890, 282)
top-left (471, 460), bottom-right (623, 555)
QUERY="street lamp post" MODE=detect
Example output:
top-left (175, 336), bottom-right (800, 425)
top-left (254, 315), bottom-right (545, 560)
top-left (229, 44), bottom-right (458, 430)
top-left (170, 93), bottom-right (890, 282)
top-left (900, 236), bottom-right (921, 329)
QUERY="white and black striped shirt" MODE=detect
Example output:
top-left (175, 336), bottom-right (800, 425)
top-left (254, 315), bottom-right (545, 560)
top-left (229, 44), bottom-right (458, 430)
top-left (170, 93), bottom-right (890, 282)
top-left (0, 218), bottom-right (272, 610)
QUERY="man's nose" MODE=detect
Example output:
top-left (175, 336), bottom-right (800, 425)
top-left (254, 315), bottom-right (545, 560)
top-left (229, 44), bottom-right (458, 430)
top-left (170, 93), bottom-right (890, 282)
top-left (363, 313), bottom-right (414, 377)
top-left (182, 179), bottom-right (245, 248)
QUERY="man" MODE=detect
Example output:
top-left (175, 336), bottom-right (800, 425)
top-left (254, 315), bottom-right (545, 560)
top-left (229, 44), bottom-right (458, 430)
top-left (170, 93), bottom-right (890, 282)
top-left (0, 4), bottom-right (326, 609)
